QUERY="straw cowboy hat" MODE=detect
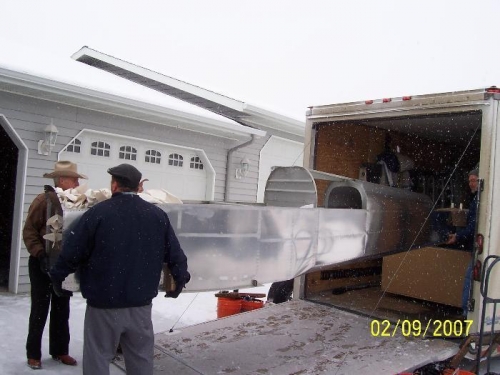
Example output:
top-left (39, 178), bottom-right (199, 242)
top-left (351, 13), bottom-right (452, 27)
top-left (43, 161), bottom-right (88, 179)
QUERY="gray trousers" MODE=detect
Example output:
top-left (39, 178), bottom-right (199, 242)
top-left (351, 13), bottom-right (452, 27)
top-left (83, 304), bottom-right (154, 375)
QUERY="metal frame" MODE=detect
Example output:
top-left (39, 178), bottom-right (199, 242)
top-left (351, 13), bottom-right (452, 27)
top-left (475, 255), bottom-right (500, 373)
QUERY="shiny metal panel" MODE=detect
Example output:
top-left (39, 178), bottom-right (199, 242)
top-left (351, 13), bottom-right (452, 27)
top-left (160, 204), bottom-right (319, 291)
top-left (315, 208), bottom-right (367, 268)
top-left (324, 179), bottom-right (434, 259)
top-left (264, 166), bottom-right (317, 207)
top-left (61, 167), bottom-right (437, 292)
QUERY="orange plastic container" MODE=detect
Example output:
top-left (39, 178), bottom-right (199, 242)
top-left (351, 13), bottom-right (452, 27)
top-left (241, 299), bottom-right (264, 312)
top-left (217, 297), bottom-right (242, 318)
top-left (442, 369), bottom-right (475, 375)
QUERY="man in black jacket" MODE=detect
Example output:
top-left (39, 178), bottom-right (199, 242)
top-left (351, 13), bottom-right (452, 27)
top-left (446, 168), bottom-right (479, 316)
top-left (50, 163), bottom-right (190, 375)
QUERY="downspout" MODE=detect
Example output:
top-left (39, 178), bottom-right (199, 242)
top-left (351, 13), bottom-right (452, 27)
top-left (224, 134), bottom-right (257, 202)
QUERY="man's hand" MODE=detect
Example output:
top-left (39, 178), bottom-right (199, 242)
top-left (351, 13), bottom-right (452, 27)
top-left (165, 271), bottom-right (190, 299)
top-left (165, 285), bottom-right (183, 299)
top-left (39, 254), bottom-right (50, 274)
top-left (51, 279), bottom-right (73, 298)
top-left (446, 233), bottom-right (457, 245)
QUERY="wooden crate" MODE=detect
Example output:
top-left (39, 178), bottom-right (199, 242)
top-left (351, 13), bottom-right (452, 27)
top-left (381, 247), bottom-right (471, 307)
top-left (306, 259), bottom-right (382, 296)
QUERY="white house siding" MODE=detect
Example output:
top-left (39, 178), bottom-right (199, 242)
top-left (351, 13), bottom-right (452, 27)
top-left (224, 135), bottom-right (265, 203)
top-left (0, 90), bottom-right (257, 293)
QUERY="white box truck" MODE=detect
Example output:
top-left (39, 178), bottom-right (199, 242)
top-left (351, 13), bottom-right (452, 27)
top-left (138, 87), bottom-right (500, 374)
top-left (302, 86), bottom-right (500, 327)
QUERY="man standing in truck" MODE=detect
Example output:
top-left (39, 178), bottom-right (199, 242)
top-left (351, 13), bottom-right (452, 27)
top-left (446, 168), bottom-right (479, 316)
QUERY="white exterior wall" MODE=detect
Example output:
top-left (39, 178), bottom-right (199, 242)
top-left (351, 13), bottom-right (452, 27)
top-left (0, 91), bottom-right (261, 293)
top-left (224, 136), bottom-right (263, 203)
top-left (226, 132), bottom-right (305, 204)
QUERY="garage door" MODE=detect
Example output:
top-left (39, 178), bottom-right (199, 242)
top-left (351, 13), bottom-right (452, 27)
top-left (257, 136), bottom-right (304, 202)
top-left (59, 129), bottom-right (214, 201)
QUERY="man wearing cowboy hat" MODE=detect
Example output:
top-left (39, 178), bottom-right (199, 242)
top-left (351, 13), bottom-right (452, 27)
top-left (23, 161), bottom-right (87, 370)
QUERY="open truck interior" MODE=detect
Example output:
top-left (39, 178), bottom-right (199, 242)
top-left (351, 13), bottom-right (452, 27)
top-left (304, 110), bottom-right (482, 332)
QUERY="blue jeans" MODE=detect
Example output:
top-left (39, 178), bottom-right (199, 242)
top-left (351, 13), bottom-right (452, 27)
top-left (462, 260), bottom-right (473, 315)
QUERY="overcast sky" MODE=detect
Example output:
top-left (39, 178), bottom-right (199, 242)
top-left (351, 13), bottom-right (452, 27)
top-left (3, 0), bottom-right (500, 120)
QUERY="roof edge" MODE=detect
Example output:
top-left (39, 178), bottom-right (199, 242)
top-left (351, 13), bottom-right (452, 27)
top-left (243, 103), bottom-right (305, 136)
top-left (0, 66), bottom-right (266, 140)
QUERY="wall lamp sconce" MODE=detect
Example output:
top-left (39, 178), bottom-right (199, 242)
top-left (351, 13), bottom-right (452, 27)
top-left (235, 157), bottom-right (250, 179)
top-left (37, 120), bottom-right (58, 156)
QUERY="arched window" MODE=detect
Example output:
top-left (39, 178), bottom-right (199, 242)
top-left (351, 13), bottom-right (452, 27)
top-left (145, 149), bottom-right (161, 164)
top-left (65, 138), bottom-right (81, 153)
top-left (190, 156), bottom-right (204, 170)
top-left (90, 141), bottom-right (110, 157)
top-left (119, 146), bottom-right (137, 161)
top-left (168, 153), bottom-right (183, 167)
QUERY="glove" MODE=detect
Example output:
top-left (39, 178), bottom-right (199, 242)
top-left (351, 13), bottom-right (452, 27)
top-left (165, 271), bottom-right (190, 299)
top-left (39, 254), bottom-right (50, 275)
top-left (51, 279), bottom-right (73, 298)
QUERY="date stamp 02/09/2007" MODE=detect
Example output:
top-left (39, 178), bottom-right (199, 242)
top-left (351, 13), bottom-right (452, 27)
top-left (370, 319), bottom-right (473, 338)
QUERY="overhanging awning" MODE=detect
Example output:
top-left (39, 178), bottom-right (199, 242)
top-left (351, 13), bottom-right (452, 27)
top-left (72, 47), bottom-right (249, 120)
top-left (72, 47), bottom-right (304, 138)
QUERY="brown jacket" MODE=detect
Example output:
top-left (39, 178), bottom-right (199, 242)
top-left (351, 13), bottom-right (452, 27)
top-left (23, 186), bottom-right (63, 258)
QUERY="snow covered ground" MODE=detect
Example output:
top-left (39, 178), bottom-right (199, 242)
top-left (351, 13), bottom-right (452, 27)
top-left (0, 285), bottom-right (268, 375)
top-left (1, 285), bottom-right (499, 375)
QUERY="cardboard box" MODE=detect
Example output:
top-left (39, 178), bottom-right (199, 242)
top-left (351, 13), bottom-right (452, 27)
top-left (450, 209), bottom-right (468, 227)
top-left (381, 247), bottom-right (471, 307)
top-left (434, 208), bottom-right (469, 227)
top-left (162, 264), bottom-right (176, 292)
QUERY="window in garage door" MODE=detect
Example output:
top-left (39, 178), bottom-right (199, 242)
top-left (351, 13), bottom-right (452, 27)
top-left (119, 145), bottom-right (137, 161)
top-left (59, 129), bottom-right (215, 201)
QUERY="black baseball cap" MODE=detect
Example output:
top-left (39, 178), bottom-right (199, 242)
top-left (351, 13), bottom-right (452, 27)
top-left (469, 168), bottom-right (479, 177)
top-left (107, 164), bottom-right (142, 189)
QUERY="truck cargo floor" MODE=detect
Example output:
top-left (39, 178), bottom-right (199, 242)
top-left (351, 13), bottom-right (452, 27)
top-left (307, 286), bottom-right (465, 333)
